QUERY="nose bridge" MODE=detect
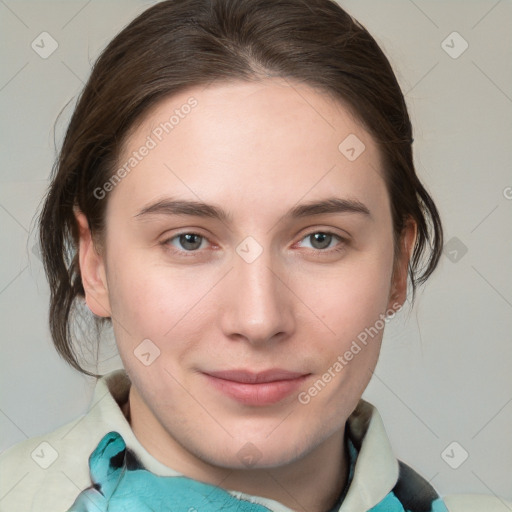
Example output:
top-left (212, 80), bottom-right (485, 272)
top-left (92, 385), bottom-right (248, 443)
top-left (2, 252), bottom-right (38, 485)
top-left (223, 243), bottom-right (293, 343)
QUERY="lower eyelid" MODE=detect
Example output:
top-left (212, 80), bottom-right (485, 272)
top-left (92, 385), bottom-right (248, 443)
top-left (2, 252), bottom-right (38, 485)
top-left (162, 231), bottom-right (347, 254)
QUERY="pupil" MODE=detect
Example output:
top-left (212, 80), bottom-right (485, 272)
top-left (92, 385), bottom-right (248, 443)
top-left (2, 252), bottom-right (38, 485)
top-left (311, 233), bottom-right (331, 249)
top-left (180, 234), bottom-right (202, 250)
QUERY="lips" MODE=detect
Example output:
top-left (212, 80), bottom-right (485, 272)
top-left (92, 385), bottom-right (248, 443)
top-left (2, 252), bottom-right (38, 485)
top-left (205, 369), bottom-right (307, 383)
top-left (202, 369), bottom-right (310, 405)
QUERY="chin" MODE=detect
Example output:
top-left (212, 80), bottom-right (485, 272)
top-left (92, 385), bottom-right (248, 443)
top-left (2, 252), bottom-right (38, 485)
top-left (192, 426), bottom-right (321, 471)
top-left (203, 444), bottom-right (307, 470)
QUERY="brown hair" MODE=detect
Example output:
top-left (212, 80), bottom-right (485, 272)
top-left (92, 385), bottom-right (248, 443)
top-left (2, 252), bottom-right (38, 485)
top-left (38, 0), bottom-right (443, 378)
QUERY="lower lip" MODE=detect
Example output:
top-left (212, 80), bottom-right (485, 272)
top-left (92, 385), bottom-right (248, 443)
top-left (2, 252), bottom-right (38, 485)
top-left (203, 374), bottom-right (310, 406)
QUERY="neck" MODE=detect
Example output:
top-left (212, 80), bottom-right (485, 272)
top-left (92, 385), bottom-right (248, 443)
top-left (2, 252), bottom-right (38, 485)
top-left (124, 388), bottom-right (349, 512)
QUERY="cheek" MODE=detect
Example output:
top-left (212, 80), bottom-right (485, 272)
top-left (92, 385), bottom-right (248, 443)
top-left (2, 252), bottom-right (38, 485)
top-left (296, 253), bottom-right (394, 412)
top-left (105, 251), bottom-right (218, 354)
top-left (105, 221), bottom-right (395, 357)
top-left (103, 248), bottom-right (170, 344)
top-left (297, 247), bottom-right (395, 343)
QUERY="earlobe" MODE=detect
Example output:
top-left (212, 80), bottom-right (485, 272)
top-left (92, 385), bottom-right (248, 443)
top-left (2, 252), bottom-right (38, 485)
top-left (74, 208), bottom-right (112, 318)
top-left (389, 218), bottom-right (417, 308)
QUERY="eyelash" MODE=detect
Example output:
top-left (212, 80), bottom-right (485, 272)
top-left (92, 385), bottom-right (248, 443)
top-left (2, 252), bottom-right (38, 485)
top-left (160, 230), bottom-right (347, 257)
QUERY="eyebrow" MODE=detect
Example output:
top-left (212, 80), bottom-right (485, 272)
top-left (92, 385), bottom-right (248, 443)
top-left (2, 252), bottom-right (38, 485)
top-left (133, 197), bottom-right (371, 223)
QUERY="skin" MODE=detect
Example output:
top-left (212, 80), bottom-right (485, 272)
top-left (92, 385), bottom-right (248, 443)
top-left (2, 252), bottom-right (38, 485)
top-left (75, 77), bottom-right (416, 512)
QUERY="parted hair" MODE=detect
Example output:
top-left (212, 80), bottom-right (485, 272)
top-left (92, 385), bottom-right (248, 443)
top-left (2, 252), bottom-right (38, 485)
top-left (38, 0), bottom-right (443, 378)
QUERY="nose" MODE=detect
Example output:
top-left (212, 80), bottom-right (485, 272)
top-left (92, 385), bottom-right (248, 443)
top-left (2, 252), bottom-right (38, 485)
top-left (220, 246), bottom-right (296, 346)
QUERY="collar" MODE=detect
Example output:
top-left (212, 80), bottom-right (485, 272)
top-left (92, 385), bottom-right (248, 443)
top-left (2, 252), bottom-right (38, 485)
top-left (85, 368), bottom-right (399, 511)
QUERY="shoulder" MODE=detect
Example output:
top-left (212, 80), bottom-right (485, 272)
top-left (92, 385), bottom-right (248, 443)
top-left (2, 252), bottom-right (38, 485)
top-left (443, 494), bottom-right (512, 512)
top-left (0, 414), bottom-right (96, 512)
top-left (390, 460), bottom-right (512, 512)
top-left (0, 370), bottom-right (133, 512)
top-left (349, 401), bottom-right (512, 512)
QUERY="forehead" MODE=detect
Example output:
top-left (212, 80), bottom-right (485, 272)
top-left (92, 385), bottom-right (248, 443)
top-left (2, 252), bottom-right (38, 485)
top-left (109, 78), bottom-right (386, 219)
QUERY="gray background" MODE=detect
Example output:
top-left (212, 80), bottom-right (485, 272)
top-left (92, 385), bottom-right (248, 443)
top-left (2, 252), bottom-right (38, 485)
top-left (1, 0), bottom-right (511, 502)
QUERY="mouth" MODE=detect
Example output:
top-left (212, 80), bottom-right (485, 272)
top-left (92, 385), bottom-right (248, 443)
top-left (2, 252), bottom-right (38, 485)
top-left (202, 369), bottom-right (311, 406)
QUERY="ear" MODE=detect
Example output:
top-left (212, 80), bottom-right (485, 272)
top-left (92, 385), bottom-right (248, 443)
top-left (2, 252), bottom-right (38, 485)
top-left (74, 208), bottom-right (112, 318)
top-left (388, 217), bottom-right (417, 309)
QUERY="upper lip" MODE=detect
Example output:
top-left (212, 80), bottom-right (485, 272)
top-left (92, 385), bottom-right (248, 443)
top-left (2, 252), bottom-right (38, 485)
top-left (204, 369), bottom-right (309, 384)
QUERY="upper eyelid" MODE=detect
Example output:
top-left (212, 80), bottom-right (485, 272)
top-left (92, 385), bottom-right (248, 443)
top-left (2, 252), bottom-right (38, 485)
top-left (294, 231), bottom-right (345, 249)
top-left (295, 226), bottom-right (350, 242)
top-left (300, 231), bottom-right (344, 240)
top-left (164, 229), bottom-right (346, 250)
top-left (165, 231), bottom-right (210, 245)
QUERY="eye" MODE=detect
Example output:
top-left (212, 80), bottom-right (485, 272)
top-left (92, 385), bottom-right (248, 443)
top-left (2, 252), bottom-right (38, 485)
top-left (297, 232), bottom-right (343, 251)
top-left (166, 233), bottom-right (209, 251)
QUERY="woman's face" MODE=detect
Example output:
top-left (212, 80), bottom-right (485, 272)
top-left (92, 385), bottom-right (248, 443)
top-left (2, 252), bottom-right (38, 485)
top-left (78, 78), bottom-right (412, 470)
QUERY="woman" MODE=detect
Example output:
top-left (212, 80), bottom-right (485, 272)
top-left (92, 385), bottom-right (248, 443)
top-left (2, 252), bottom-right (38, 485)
top-left (0, 0), bottom-right (509, 510)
